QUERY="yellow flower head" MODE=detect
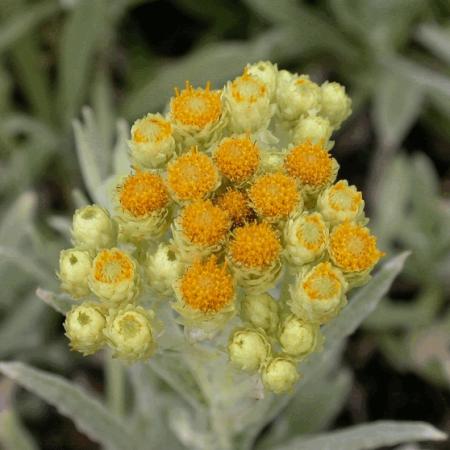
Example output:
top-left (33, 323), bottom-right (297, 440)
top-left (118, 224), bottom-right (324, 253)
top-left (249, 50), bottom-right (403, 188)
top-left (329, 222), bottom-right (384, 273)
top-left (129, 114), bottom-right (175, 169)
top-left (302, 262), bottom-right (343, 301)
top-left (248, 172), bottom-right (301, 220)
top-left (180, 199), bottom-right (230, 247)
top-left (230, 69), bottom-right (268, 104)
top-left (171, 81), bottom-right (222, 129)
top-left (318, 180), bottom-right (364, 224)
top-left (229, 222), bottom-right (281, 268)
top-left (118, 170), bottom-right (169, 218)
top-left (93, 249), bottom-right (133, 284)
top-left (179, 256), bottom-right (235, 313)
top-left (284, 140), bottom-right (337, 192)
top-left (289, 261), bottom-right (347, 324)
top-left (89, 248), bottom-right (140, 304)
top-left (167, 147), bottom-right (219, 201)
top-left (214, 135), bottom-right (260, 183)
top-left (132, 113), bottom-right (172, 144)
top-left (284, 212), bottom-right (328, 267)
top-left (216, 189), bottom-right (253, 226)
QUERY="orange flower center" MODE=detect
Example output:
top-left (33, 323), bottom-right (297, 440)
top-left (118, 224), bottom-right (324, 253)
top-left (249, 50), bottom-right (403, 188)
top-left (328, 181), bottom-right (362, 212)
top-left (94, 249), bottom-right (133, 283)
top-left (303, 262), bottom-right (342, 301)
top-left (285, 141), bottom-right (333, 188)
top-left (230, 70), bottom-right (267, 103)
top-left (119, 171), bottom-right (169, 217)
top-left (249, 172), bottom-right (300, 219)
top-left (214, 136), bottom-right (260, 182)
top-left (180, 257), bottom-right (234, 313)
top-left (330, 222), bottom-right (384, 272)
top-left (132, 115), bottom-right (172, 144)
top-left (180, 200), bottom-right (230, 246)
top-left (167, 148), bottom-right (218, 201)
top-left (229, 222), bottom-right (281, 268)
top-left (216, 189), bottom-right (253, 226)
top-left (171, 81), bottom-right (222, 128)
top-left (295, 213), bottom-right (327, 251)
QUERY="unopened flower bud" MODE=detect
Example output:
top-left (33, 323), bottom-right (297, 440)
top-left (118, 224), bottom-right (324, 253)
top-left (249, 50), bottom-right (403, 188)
top-left (145, 243), bottom-right (184, 297)
top-left (246, 61), bottom-right (278, 100)
top-left (225, 70), bottom-right (273, 133)
top-left (105, 305), bottom-right (157, 362)
top-left (262, 357), bottom-right (300, 394)
top-left (89, 248), bottom-right (140, 304)
top-left (241, 293), bottom-right (279, 335)
top-left (278, 315), bottom-right (322, 359)
top-left (293, 114), bottom-right (333, 146)
top-left (129, 113), bottom-right (176, 169)
top-left (228, 328), bottom-right (271, 372)
top-left (276, 72), bottom-right (321, 122)
top-left (64, 303), bottom-right (106, 355)
top-left (58, 249), bottom-right (92, 298)
top-left (320, 81), bottom-right (352, 129)
top-left (72, 205), bottom-right (117, 252)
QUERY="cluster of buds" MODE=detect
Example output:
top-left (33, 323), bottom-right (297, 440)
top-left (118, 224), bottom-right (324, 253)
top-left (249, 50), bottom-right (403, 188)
top-left (58, 61), bottom-right (383, 393)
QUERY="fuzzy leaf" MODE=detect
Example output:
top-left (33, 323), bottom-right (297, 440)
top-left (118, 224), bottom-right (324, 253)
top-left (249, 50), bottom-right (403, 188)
top-left (57, 0), bottom-right (107, 126)
top-left (273, 421), bottom-right (446, 450)
top-left (36, 287), bottom-right (75, 315)
top-left (0, 1), bottom-right (59, 54)
top-left (0, 409), bottom-right (39, 450)
top-left (0, 362), bottom-right (135, 450)
top-left (373, 70), bottom-right (423, 149)
top-left (322, 252), bottom-right (410, 345)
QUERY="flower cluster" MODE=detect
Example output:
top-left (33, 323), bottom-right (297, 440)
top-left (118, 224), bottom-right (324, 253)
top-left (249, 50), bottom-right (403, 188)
top-left (59, 61), bottom-right (383, 393)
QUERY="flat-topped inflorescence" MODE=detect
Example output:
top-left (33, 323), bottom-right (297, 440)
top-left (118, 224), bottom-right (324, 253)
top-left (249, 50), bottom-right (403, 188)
top-left (59, 61), bottom-right (383, 393)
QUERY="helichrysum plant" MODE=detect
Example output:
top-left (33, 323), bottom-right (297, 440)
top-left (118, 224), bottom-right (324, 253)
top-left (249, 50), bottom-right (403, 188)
top-left (59, 61), bottom-right (384, 394)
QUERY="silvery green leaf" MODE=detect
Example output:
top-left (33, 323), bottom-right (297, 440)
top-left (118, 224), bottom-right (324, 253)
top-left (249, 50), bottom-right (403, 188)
top-left (0, 192), bottom-right (36, 246)
top-left (3, 0), bottom-right (53, 124)
top-left (0, 1), bottom-right (59, 54)
top-left (321, 252), bottom-right (410, 346)
top-left (0, 246), bottom-right (53, 286)
top-left (257, 366), bottom-right (352, 450)
top-left (382, 55), bottom-right (450, 100)
top-left (148, 352), bottom-right (206, 411)
top-left (36, 287), bottom-right (75, 315)
top-left (91, 68), bottom-right (116, 156)
top-left (47, 215), bottom-right (72, 241)
top-left (273, 421), bottom-right (446, 450)
top-left (129, 365), bottom-right (186, 450)
top-left (365, 284), bottom-right (442, 332)
top-left (371, 155), bottom-right (410, 247)
top-left (113, 119), bottom-right (131, 176)
top-left (242, 0), bottom-right (355, 59)
top-left (57, 0), bottom-right (107, 126)
top-left (0, 293), bottom-right (45, 357)
top-left (73, 107), bottom-right (110, 204)
top-left (72, 188), bottom-right (89, 207)
top-left (0, 362), bottom-right (136, 450)
top-left (373, 70), bottom-right (423, 150)
top-left (416, 23), bottom-right (450, 65)
top-left (0, 409), bottom-right (39, 450)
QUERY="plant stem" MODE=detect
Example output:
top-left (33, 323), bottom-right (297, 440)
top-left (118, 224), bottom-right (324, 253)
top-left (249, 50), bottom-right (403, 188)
top-left (105, 353), bottom-right (126, 417)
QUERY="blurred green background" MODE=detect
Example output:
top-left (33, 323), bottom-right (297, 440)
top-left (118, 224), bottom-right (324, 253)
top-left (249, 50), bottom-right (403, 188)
top-left (0, 0), bottom-right (449, 449)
